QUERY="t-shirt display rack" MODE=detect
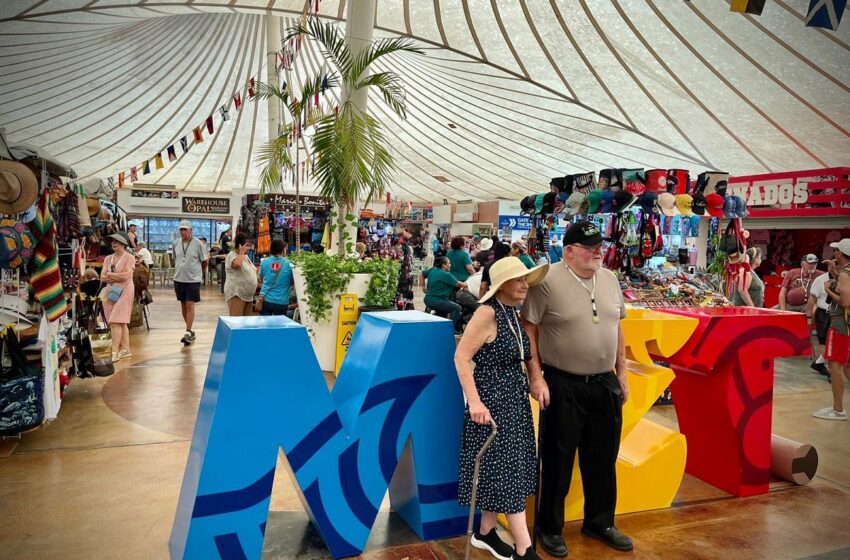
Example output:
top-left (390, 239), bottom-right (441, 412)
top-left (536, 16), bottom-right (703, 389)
top-left (238, 194), bottom-right (331, 259)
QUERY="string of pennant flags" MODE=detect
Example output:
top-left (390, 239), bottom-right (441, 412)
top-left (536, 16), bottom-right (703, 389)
top-left (729, 0), bottom-right (846, 30)
top-left (101, 0), bottom-right (333, 191)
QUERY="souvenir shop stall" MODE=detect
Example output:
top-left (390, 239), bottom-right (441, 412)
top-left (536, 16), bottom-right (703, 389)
top-left (517, 169), bottom-right (758, 309)
top-left (0, 136), bottom-right (111, 438)
top-left (722, 167), bottom-right (850, 308)
top-left (236, 193), bottom-right (331, 258)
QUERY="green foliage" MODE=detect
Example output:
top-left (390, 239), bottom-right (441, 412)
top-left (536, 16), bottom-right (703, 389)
top-left (290, 253), bottom-right (400, 326)
top-left (360, 258), bottom-right (400, 308)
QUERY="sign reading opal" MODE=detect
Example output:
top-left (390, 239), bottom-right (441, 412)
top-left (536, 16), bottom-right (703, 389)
top-left (182, 197), bottom-right (230, 215)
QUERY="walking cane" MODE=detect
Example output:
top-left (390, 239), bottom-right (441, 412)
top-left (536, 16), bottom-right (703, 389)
top-left (465, 419), bottom-right (498, 560)
top-left (532, 407), bottom-right (545, 550)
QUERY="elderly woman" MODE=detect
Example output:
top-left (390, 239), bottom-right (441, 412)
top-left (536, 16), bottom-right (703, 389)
top-left (224, 232), bottom-right (258, 316)
top-left (455, 256), bottom-right (549, 560)
top-left (511, 241), bottom-right (536, 269)
top-left (100, 232), bottom-right (135, 361)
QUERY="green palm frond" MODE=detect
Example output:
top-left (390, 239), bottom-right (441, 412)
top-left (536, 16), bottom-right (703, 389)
top-left (354, 71), bottom-right (408, 118)
top-left (252, 81), bottom-right (289, 104)
top-left (285, 19), bottom-right (351, 76)
top-left (254, 132), bottom-right (293, 195)
top-left (346, 36), bottom-right (423, 89)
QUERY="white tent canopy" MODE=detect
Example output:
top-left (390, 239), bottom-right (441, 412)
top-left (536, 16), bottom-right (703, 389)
top-left (1, 0), bottom-right (848, 201)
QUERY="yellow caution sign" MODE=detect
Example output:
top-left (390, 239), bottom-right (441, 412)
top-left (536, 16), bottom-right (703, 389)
top-left (335, 294), bottom-right (359, 376)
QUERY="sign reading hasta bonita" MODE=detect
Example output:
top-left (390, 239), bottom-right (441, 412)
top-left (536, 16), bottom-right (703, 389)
top-left (182, 197), bottom-right (231, 215)
top-left (170, 312), bottom-right (468, 559)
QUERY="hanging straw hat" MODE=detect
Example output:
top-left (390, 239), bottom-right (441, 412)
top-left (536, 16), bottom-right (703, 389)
top-left (0, 160), bottom-right (38, 215)
top-left (86, 197), bottom-right (102, 217)
top-left (479, 257), bottom-right (549, 303)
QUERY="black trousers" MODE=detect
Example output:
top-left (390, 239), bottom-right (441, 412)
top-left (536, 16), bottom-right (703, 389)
top-left (538, 365), bottom-right (623, 535)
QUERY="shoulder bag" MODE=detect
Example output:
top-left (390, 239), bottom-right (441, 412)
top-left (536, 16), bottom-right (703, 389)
top-left (105, 254), bottom-right (127, 303)
top-left (254, 261), bottom-right (283, 313)
top-left (0, 327), bottom-right (45, 435)
top-left (86, 298), bottom-right (115, 377)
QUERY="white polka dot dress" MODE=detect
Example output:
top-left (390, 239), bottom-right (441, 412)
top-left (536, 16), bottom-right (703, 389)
top-left (458, 300), bottom-right (537, 514)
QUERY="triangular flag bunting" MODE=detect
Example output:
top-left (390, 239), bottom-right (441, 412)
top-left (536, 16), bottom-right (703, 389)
top-left (220, 104), bottom-right (230, 121)
top-left (233, 92), bottom-right (242, 110)
top-left (248, 78), bottom-right (256, 98)
top-left (130, 167), bottom-right (138, 182)
top-left (193, 127), bottom-right (203, 144)
top-left (118, 172), bottom-right (125, 189)
top-left (155, 153), bottom-right (164, 170)
top-left (143, 160), bottom-right (151, 175)
top-left (167, 145), bottom-right (177, 162)
top-left (806, 0), bottom-right (847, 29)
top-left (206, 115), bottom-right (214, 134)
top-left (180, 136), bottom-right (189, 153)
top-left (730, 0), bottom-right (766, 14)
top-left (107, 177), bottom-right (114, 189)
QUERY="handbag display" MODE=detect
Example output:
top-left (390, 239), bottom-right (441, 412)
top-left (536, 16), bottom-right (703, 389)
top-left (0, 327), bottom-right (45, 435)
top-left (254, 263), bottom-right (283, 313)
top-left (85, 298), bottom-right (114, 377)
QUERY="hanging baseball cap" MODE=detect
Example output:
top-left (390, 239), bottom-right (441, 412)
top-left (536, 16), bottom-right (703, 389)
top-left (722, 196), bottom-right (738, 219)
top-left (565, 192), bottom-right (587, 216)
top-left (613, 191), bottom-right (637, 213)
top-left (675, 194), bottom-right (694, 217)
top-left (691, 193), bottom-right (707, 216)
top-left (563, 220), bottom-right (603, 246)
top-left (657, 192), bottom-right (679, 217)
top-left (830, 238), bottom-right (850, 256)
top-left (600, 190), bottom-right (615, 213)
top-left (585, 189), bottom-right (604, 213)
top-left (705, 193), bottom-right (725, 217)
top-left (734, 195), bottom-right (749, 218)
top-left (638, 192), bottom-right (658, 215)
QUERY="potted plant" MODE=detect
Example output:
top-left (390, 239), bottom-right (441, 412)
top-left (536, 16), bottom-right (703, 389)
top-left (253, 19), bottom-right (421, 370)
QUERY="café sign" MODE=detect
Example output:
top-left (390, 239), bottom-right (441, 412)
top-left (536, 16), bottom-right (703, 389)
top-left (182, 197), bottom-right (231, 215)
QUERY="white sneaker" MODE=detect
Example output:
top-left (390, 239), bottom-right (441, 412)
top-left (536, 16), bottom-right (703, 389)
top-left (812, 407), bottom-right (848, 421)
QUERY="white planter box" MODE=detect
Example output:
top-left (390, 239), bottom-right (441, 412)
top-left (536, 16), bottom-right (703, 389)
top-left (292, 269), bottom-right (371, 372)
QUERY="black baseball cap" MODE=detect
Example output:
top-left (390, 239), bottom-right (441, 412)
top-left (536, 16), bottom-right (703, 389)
top-left (563, 220), bottom-right (603, 246)
top-left (691, 193), bottom-right (707, 215)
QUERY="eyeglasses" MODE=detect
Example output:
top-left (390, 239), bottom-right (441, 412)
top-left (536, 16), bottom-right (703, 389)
top-left (570, 243), bottom-right (604, 253)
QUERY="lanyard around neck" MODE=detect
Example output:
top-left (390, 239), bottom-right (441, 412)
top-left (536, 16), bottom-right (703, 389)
top-left (496, 300), bottom-right (525, 361)
top-left (566, 265), bottom-right (599, 323)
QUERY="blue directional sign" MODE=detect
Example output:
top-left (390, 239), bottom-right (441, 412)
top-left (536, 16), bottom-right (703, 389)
top-left (499, 215), bottom-right (533, 230)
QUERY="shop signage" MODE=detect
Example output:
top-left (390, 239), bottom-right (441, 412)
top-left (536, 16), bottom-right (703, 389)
top-left (727, 167), bottom-right (850, 217)
top-left (131, 188), bottom-right (178, 199)
top-left (265, 193), bottom-right (330, 211)
top-left (182, 196), bottom-right (231, 215)
top-left (498, 215), bottom-right (533, 230)
top-left (171, 313), bottom-right (468, 560)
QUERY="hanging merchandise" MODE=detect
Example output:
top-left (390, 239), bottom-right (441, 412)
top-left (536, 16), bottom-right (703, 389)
top-left (0, 326), bottom-right (45, 436)
top-left (622, 169), bottom-right (647, 196)
top-left (28, 190), bottom-right (67, 322)
top-left (666, 169), bottom-right (691, 195)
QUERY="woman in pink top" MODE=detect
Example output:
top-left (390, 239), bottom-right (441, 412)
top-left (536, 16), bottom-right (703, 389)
top-left (100, 232), bottom-right (135, 361)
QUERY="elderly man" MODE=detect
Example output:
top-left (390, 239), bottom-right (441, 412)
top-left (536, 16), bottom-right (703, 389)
top-left (778, 254), bottom-right (823, 312)
top-left (173, 220), bottom-right (207, 345)
top-left (521, 220), bottom-right (632, 556)
top-left (814, 238), bottom-right (850, 421)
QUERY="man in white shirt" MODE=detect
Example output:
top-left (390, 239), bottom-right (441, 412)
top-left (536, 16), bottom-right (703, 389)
top-left (135, 241), bottom-right (154, 267)
top-left (808, 271), bottom-right (832, 377)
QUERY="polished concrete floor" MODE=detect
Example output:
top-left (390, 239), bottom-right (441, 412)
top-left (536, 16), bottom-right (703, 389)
top-left (1, 284), bottom-right (849, 560)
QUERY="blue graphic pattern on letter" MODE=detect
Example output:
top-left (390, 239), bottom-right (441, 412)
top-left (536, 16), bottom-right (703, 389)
top-left (169, 312), bottom-right (468, 559)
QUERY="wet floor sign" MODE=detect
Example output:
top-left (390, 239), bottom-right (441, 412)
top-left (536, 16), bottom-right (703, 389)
top-left (335, 294), bottom-right (359, 375)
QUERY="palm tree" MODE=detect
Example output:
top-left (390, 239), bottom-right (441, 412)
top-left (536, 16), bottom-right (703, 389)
top-left (280, 18), bottom-right (423, 258)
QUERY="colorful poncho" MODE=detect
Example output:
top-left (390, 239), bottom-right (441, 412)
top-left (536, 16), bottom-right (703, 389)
top-left (28, 189), bottom-right (67, 322)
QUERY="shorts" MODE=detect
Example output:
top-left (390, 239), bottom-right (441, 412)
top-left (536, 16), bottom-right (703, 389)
top-left (824, 328), bottom-right (850, 365)
top-left (174, 281), bottom-right (201, 303)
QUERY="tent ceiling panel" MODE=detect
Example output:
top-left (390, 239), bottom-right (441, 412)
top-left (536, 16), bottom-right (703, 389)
top-left (0, 0), bottom-right (847, 201)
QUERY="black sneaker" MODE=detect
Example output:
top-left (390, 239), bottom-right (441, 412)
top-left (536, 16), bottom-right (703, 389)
top-left (471, 527), bottom-right (514, 560)
top-left (189, 330), bottom-right (196, 341)
top-left (181, 331), bottom-right (193, 345)
top-left (512, 546), bottom-right (542, 560)
top-left (810, 362), bottom-right (829, 376)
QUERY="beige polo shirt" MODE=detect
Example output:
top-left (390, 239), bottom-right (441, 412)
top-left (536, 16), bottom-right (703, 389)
top-left (521, 263), bottom-right (625, 375)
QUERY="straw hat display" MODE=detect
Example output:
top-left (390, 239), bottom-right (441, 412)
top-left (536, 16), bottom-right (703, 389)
top-left (0, 160), bottom-right (38, 215)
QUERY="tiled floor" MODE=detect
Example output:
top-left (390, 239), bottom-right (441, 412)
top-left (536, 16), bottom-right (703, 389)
top-left (1, 284), bottom-right (848, 559)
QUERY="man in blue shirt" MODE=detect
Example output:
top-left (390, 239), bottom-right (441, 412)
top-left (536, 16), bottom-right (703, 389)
top-left (548, 236), bottom-right (564, 264)
top-left (258, 240), bottom-right (294, 316)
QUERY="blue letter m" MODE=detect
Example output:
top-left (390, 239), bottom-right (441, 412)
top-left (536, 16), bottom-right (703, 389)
top-left (170, 312), bottom-right (468, 559)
